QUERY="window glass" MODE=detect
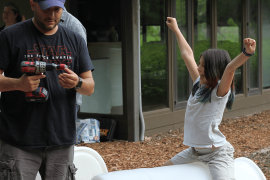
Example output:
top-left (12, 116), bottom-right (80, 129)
top-left (78, 0), bottom-right (123, 115)
top-left (217, 0), bottom-right (243, 94)
top-left (77, 0), bottom-right (121, 42)
top-left (176, 0), bottom-right (189, 102)
top-left (262, 0), bottom-right (270, 89)
top-left (194, 0), bottom-right (211, 63)
top-left (140, 0), bottom-right (168, 112)
top-left (147, 26), bottom-right (161, 42)
top-left (248, 0), bottom-right (259, 89)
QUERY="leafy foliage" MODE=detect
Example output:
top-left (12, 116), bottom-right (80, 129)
top-left (141, 43), bottom-right (167, 107)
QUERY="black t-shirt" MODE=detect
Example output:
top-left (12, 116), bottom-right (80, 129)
top-left (0, 19), bottom-right (94, 148)
top-left (0, 25), bottom-right (4, 32)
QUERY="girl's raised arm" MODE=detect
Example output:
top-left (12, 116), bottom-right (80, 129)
top-left (218, 38), bottom-right (256, 97)
top-left (166, 17), bottom-right (199, 82)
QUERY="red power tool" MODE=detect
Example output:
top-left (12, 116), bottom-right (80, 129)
top-left (21, 61), bottom-right (68, 102)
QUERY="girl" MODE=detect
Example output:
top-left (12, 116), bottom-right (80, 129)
top-left (163, 17), bottom-right (256, 180)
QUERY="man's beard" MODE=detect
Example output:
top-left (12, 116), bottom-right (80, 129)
top-left (34, 12), bottom-right (60, 31)
top-left (36, 19), bottom-right (58, 31)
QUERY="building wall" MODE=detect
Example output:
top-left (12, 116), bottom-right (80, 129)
top-left (144, 90), bottom-right (270, 136)
top-left (1, 0), bottom-right (269, 141)
top-left (141, 0), bottom-right (270, 137)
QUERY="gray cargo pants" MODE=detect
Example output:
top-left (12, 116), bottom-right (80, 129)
top-left (0, 140), bottom-right (77, 180)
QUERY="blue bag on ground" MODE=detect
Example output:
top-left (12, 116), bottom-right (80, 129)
top-left (76, 118), bottom-right (100, 143)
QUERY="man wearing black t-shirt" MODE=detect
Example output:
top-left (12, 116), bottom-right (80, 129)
top-left (0, 0), bottom-right (95, 179)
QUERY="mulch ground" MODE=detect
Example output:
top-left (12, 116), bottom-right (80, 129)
top-left (78, 109), bottom-right (270, 179)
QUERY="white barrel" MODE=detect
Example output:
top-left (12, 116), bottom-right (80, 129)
top-left (92, 157), bottom-right (266, 180)
top-left (234, 157), bottom-right (266, 180)
top-left (36, 146), bottom-right (108, 180)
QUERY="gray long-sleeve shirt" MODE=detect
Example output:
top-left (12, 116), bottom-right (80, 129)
top-left (59, 10), bottom-right (88, 105)
top-left (59, 10), bottom-right (87, 44)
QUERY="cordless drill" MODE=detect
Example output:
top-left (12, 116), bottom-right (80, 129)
top-left (21, 61), bottom-right (68, 102)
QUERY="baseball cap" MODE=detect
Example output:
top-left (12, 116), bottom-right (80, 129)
top-left (33, 0), bottom-right (65, 10)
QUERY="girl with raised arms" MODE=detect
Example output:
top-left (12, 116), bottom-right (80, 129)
top-left (163, 17), bottom-right (256, 180)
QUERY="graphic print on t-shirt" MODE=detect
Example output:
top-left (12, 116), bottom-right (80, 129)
top-left (23, 43), bottom-right (73, 66)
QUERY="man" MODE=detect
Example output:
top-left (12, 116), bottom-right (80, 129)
top-left (59, 8), bottom-right (87, 114)
top-left (0, 0), bottom-right (95, 179)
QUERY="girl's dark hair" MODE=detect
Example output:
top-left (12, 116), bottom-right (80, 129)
top-left (192, 49), bottom-right (235, 110)
top-left (3, 2), bottom-right (22, 22)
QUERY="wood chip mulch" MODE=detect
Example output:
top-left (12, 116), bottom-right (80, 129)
top-left (77, 109), bottom-right (270, 179)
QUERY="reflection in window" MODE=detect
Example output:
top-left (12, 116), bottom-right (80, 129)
top-left (147, 26), bottom-right (161, 42)
top-left (217, 0), bottom-right (243, 94)
top-left (262, 0), bottom-right (270, 89)
top-left (78, 0), bottom-right (123, 115)
top-left (140, 0), bottom-right (168, 112)
top-left (176, 0), bottom-right (189, 102)
top-left (77, 0), bottom-right (121, 42)
top-left (194, 0), bottom-right (211, 64)
top-left (248, 0), bottom-right (259, 89)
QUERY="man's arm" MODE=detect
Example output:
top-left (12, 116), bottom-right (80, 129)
top-left (76, 70), bottom-right (94, 96)
top-left (58, 68), bottom-right (94, 96)
top-left (0, 69), bottom-right (46, 92)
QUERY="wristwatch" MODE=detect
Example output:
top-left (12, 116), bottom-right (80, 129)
top-left (75, 76), bottom-right (82, 89)
top-left (243, 47), bottom-right (255, 57)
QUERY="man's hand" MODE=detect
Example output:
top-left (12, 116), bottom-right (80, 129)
top-left (18, 74), bottom-right (46, 92)
top-left (58, 68), bottom-right (79, 89)
top-left (244, 38), bottom-right (256, 54)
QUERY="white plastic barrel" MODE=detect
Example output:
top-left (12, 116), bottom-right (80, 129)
top-left (36, 146), bottom-right (108, 180)
top-left (92, 157), bottom-right (266, 180)
top-left (234, 157), bottom-right (266, 180)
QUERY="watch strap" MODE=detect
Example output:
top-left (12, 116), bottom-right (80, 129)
top-left (75, 76), bottom-right (82, 89)
top-left (243, 47), bottom-right (255, 57)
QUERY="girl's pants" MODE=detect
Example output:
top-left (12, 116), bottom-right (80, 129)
top-left (171, 142), bottom-right (235, 180)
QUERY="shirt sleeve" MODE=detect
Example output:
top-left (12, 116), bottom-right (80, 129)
top-left (214, 80), bottom-right (231, 98)
top-left (77, 38), bottom-right (94, 74)
top-left (75, 24), bottom-right (87, 45)
top-left (60, 11), bottom-right (87, 45)
top-left (193, 76), bottom-right (200, 85)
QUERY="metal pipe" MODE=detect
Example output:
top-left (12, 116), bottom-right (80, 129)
top-left (137, 0), bottom-right (145, 141)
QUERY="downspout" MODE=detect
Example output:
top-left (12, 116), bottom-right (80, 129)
top-left (138, 0), bottom-right (145, 141)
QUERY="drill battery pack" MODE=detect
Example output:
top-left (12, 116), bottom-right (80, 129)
top-left (25, 87), bottom-right (49, 102)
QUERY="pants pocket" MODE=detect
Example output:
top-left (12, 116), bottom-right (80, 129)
top-left (68, 164), bottom-right (77, 180)
top-left (0, 159), bottom-right (16, 180)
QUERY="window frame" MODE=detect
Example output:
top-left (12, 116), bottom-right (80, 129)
top-left (173, 0), bottom-right (193, 110)
top-left (173, 0), bottom-right (263, 111)
top-left (246, 0), bottom-right (262, 96)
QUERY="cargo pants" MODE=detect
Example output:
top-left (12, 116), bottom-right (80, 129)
top-left (0, 140), bottom-right (77, 180)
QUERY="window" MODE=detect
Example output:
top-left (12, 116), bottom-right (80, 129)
top-left (247, 0), bottom-right (259, 91)
top-left (262, 0), bottom-right (270, 89)
top-left (147, 26), bottom-right (161, 42)
top-left (140, 0), bottom-right (168, 112)
top-left (194, 0), bottom-right (211, 63)
top-left (77, 0), bottom-right (123, 115)
top-left (76, 0), bottom-right (121, 43)
top-left (217, 0), bottom-right (243, 94)
top-left (176, 0), bottom-right (189, 103)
